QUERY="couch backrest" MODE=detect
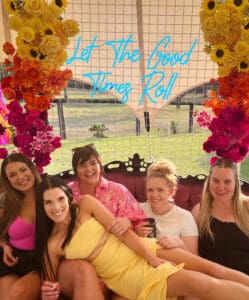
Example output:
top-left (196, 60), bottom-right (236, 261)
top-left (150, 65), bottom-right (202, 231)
top-left (54, 153), bottom-right (249, 211)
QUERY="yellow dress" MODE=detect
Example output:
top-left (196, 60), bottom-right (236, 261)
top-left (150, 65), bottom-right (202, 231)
top-left (65, 218), bottom-right (183, 300)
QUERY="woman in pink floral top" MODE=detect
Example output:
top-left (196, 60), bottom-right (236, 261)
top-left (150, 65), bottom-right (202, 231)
top-left (68, 144), bottom-right (149, 236)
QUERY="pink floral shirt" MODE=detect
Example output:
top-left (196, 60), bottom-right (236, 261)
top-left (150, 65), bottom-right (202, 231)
top-left (68, 176), bottom-right (147, 222)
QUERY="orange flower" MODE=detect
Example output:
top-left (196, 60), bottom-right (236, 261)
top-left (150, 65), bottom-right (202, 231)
top-left (3, 87), bottom-right (16, 100)
top-left (36, 95), bottom-right (51, 112)
top-left (23, 91), bottom-right (36, 105)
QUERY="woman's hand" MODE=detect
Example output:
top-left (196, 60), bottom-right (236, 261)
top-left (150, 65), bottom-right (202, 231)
top-left (41, 281), bottom-right (60, 300)
top-left (108, 218), bottom-right (132, 236)
top-left (147, 255), bottom-right (176, 268)
top-left (2, 244), bottom-right (18, 267)
top-left (157, 236), bottom-right (184, 249)
top-left (146, 255), bottom-right (168, 267)
top-left (134, 220), bottom-right (153, 237)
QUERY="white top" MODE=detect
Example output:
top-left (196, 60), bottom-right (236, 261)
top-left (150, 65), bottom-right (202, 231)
top-left (140, 202), bottom-right (199, 239)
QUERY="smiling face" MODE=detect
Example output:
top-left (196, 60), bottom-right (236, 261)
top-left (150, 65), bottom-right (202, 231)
top-left (146, 177), bottom-right (175, 212)
top-left (76, 155), bottom-right (101, 186)
top-left (43, 187), bottom-right (70, 223)
top-left (209, 166), bottom-right (235, 203)
top-left (5, 161), bottom-right (36, 194)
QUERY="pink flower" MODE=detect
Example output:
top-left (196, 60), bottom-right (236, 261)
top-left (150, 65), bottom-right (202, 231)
top-left (196, 111), bottom-right (212, 128)
top-left (0, 148), bottom-right (8, 159)
top-left (210, 156), bottom-right (218, 166)
top-left (201, 107), bottom-right (249, 162)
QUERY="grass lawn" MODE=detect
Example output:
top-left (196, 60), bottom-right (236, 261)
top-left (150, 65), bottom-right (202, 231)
top-left (43, 101), bottom-right (249, 182)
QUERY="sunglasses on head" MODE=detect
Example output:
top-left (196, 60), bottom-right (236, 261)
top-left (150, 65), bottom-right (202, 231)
top-left (71, 143), bottom-right (96, 153)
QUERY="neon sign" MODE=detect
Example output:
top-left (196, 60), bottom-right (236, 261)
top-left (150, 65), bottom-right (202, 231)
top-left (66, 34), bottom-right (198, 105)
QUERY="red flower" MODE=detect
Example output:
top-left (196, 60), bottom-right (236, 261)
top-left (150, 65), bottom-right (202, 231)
top-left (3, 42), bottom-right (15, 55)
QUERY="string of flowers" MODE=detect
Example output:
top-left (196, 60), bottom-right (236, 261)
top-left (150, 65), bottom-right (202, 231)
top-left (0, 0), bottom-right (79, 172)
top-left (196, 0), bottom-right (249, 164)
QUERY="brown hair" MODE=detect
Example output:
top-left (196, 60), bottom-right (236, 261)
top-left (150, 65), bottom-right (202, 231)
top-left (71, 144), bottom-right (104, 175)
top-left (0, 153), bottom-right (41, 237)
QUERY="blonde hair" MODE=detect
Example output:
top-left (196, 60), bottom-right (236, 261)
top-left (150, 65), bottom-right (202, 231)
top-left (198, 158), bottom-right (249, 240)
top-left (147, 159), bottom-right (178, 193)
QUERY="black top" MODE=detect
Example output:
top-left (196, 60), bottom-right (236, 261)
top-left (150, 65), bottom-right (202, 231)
top-left (199, 217), bottom-right (249, 275)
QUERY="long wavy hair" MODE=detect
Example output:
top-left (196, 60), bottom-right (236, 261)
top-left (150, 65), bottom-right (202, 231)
top-left (35, 175), bottom-right (78, 280)
top-left (0, 153), bottom-right (41, 238)
top-left (198, 158), bottom-right (249, 240)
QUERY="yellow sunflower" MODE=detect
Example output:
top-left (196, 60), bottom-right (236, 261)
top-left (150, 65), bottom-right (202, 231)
top-left (27, 46), bottom-right (40, 60)
top-left (227, 0), bottom-right (248, 12)
top-left (201, 0), bottom-right (217, 15)
top-left (210, 44), bottom-right (230, 64)
top-left (3, 0), bottom-right (18, 15)
top-left (237, 59), bottom-right (249, 72)
top-left (40, 24), bottom-right (56, 36)
top-left (52, 0), bottom-right (68, 11)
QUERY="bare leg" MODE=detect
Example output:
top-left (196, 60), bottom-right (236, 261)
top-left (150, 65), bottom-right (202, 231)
top-left (156, 247), bottom-right (249, 287)
top-left (58, 260), bottom-right (104, 300)
top-left (2, 272), bottom-right (41, 300)
top-left (0, 274), bottom-right (19, 299)
top-left (167, 269), bottom-right (249, 299)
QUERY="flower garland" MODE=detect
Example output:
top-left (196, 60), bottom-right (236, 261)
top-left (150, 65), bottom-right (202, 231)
top-left (197, 0), bottom-right (249, 163)
top-left (0, 0), bottom-right (80, 172)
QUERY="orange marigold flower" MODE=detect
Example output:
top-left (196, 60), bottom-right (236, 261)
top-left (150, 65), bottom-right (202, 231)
top-left (36, 95), bottom-right (51, 112)
top-left (23, 91), bottom-right (36, 105)
top-left (3, 87), bottom-right (16, 100)
top-left (62, 69), bottom-right (73, 80)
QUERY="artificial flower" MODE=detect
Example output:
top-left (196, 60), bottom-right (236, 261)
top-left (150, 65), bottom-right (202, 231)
top-left (3, 42), bottom-right (15, 55)
top-left (237, 59), bottom-right (249, 72)
top-left (0, 148), bottom-right (8, 159)
top-left (199, 107), bottom-right (249, 162)
top-left (201, 0), bottom-right (217, 15)
top-left (52, 0), bottom-right (68, 10)
top-left (18, 26), bottom-right (36, 43)
top-left (199, 0), bottom-right (249, 164)
top-left (210, 44), bottom-right (230, 64)
top-left (39, 35), bottom-right (61, 55)
top-left (23, 0), bottom-right (46, 16)
top-left (3, 0), bottom-right (18, 14)
top-left (1, 0), bottom-right (78, 172)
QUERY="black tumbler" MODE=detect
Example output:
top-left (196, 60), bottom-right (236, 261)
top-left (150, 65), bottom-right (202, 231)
top-left (145, 217), bottom-right (157, 238)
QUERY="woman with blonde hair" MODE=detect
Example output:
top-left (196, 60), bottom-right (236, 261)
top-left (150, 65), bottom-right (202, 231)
top-left (139, 159), bottom-right (198, 254)
top-left (192, 157), bottom-right (249, 274)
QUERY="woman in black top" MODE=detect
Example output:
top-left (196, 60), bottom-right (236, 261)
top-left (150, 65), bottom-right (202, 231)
top-left (192, 158), bottom-right (249, 275)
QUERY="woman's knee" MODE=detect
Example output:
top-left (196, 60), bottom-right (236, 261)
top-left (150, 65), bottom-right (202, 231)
top-left (74, 260), bottom-right (98, 279)
top-left (167, 270), bottom-right (214, 298)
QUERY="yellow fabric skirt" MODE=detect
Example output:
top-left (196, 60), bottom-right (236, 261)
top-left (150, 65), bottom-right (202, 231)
top-left (92, 234), bottom-right (183, 300)
top-left (65, 218), bottom-right (183, 300)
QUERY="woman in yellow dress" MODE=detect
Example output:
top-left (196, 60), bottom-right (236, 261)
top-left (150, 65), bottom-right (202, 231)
top-left (35, 176), bottom-right (249, 300)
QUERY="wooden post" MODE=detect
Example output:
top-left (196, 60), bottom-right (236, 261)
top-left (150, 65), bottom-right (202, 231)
top-left (189, 103), bottom-right (194, 133)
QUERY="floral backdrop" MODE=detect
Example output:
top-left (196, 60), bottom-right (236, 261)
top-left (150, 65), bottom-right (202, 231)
top-left (0, 0), bottom-right (79, 172)
top-left (196, 0), bottom-right (249, 164)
